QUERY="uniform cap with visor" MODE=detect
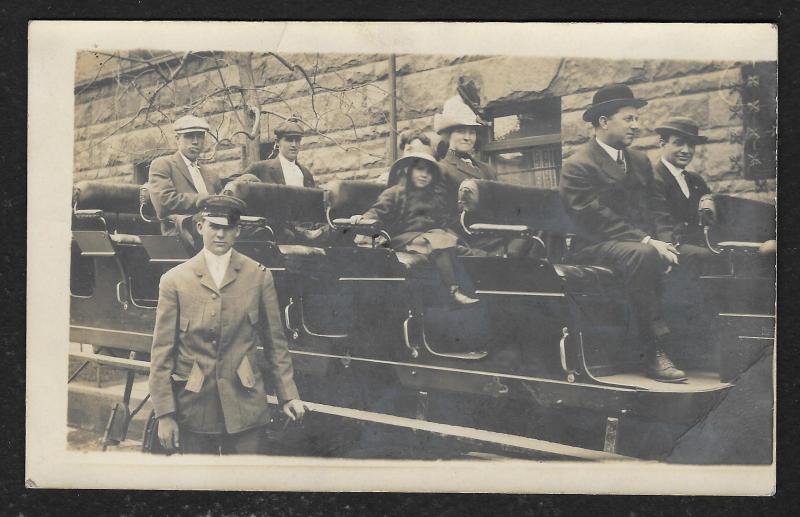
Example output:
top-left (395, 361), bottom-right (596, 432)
top-left (199, 195), bottom-right (247, 227)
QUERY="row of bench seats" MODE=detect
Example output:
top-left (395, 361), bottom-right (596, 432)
top-left (73, 177), bottom-right (773, 295)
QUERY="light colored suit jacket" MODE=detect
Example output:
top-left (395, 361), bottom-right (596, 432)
top-left (149, 249), bottom-right (299, 434)
top-left (148, 152), bottom-right (222, 235)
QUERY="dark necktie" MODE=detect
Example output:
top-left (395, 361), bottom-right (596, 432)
top-left (616, 150), bottom-right (626, 173)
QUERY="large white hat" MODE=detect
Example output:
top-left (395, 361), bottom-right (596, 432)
top-left (433, 95), bottom-right (487, 134)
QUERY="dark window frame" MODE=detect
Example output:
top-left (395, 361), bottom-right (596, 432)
top-left (482, 97), bottom-right (562, 188)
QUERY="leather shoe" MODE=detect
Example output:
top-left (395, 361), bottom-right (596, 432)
top-left (450, 286), bottom-right (479, 306)
top-left (645, 349), bottom-right (687, 383)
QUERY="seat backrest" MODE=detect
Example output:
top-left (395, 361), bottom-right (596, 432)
top-left (324, 179), bottom-right (387, 220)
top-left (711, 194), bottom-right (776, 243)
top-left (223, 181), bottom-right (327, 224)
top-left (73, 181), bottom-right (160, 235)
top-left (459, 179), bottom-right (579, 235)
top-left (73, 181), bottom-right (142, 214)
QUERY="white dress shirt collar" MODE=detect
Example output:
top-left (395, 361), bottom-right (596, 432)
top-left (278, 153), bottom-right (305, 187)
top-left (203, 248), bottom-right (232, 288)
top-left (596, 138), bottom-right (625, 163)
top-left (660, 157), bottom-right (691, 198)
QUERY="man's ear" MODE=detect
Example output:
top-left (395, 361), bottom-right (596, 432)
top-left (658, 137), bottom-right (667, 149)
top-left (234, 226), bottom-right (241, 239)
top-left (597, 115), bottom-right (608, 130)
top-left (196, 220), bottom-right (204, 233)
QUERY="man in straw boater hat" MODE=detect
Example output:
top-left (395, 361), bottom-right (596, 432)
top-left (148, 114), bottom-right (223, 241)
top-left (559, 84), bottom-right (689, 383)
top-left (149, 195), bottom-right (306, 454)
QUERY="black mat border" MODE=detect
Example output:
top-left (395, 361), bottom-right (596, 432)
top-left (6, 2), bottom-right (799, 514)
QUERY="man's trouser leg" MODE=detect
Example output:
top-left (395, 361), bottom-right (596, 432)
top-left (180, 429), bottom-right (222, 455)
top-left (180, 426), bottom-right (265, 455)
top-left (220, 426), bottom-right (265, 455)
top-left (573, 241), bottom-right (669, 348)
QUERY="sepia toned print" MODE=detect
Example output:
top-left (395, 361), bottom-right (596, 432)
top-left (29, 22), bottom-right (777, 493)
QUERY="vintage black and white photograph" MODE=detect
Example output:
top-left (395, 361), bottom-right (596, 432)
top-left (27, 21), bottom-right (777, 493)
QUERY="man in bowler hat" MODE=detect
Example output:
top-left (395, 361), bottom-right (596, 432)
top-left (149, 195), bottom-right (306, 454)
top-left (559, 84), bottom-right (687, 382)
top-left (148, 115), bottom-right (222, 240)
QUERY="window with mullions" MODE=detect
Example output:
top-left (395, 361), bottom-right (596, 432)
top-left (483, 97), bottom-right (562, 189)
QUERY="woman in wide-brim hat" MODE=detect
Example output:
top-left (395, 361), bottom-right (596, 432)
top-left (350, 132), bottom-right (478, 305)
top-left (434, 95), bottom-right (497, 195)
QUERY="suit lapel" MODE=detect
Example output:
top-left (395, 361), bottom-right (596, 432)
top-left (192, 253), bottom-right (219, 294)
top-left (271, 159), bottom-right (288, 185)
top-left (173, 152), bottom-right (198, 193)
top-left (217, 251), bottom-right (242, 291)
top-left (590, 140), bottom-right (626, 182)
top-left (448, 154), bottom-right (484, 180)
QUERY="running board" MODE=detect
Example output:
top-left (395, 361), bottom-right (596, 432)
top-left (266, 395), bottom-right (643, 462)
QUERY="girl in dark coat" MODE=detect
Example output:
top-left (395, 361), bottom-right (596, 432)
top-left (350, 136), bottom-right (478, 305)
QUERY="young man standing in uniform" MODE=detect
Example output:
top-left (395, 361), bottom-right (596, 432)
top-left (149, 195), bottom-right (305, 454)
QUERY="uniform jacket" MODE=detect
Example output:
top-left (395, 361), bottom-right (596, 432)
top-left (559, 139), bottom-right (678, 252)
top-left (240, 157), bottom-right (316, 188)
top-left (148, 152), bottom-right (222, 236)
top-left (363, 182), bottom-right (458, 249)
top-left (653, 160), bottom-right (711, 245)
top-left (438, 150), bottom-right (498, 202)
top-left (149, 249), bottom-right (299, 434)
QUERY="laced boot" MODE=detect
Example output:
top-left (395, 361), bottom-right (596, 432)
top-left (645, 349), bottom-right (688, 383)
top-left (450, 285), bottom-right (479, 306)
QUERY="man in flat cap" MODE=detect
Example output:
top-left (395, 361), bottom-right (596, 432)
top-left (149, 195), bottom-right (306, 455)
top-left (148, 115), bottom-right (222, 241)
top-left (238, 117), bottom-right (316, 188)
top-left (560, 84), bottom-right (687, 383)
top-left (230, 117), bottom-right (324, 243)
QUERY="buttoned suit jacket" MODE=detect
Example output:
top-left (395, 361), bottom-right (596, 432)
top-left (149, 249), bottom-right (299, 434)
top-left (240, 157), bottom-right (316, 188)
top-left (148, 152), bottom-right (222, 236)
top-left (559, 139), bottom-right (678, 252)
top-left (652, 160), bottom-right (711, 245)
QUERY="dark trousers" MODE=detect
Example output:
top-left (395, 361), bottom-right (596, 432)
top-left (180, 425), bottom-right (265, 455)
top-left (574, 241), bottom-right (725, 351)
top-left (573, 241), bottom-right (669, 349)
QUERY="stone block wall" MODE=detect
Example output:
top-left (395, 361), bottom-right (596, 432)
top-left (73, 51), bottom-right (776, 202)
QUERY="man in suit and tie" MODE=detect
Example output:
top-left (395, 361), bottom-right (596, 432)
top-left (652, 117), bottom-right (715, 249)
top-left (238, 117), bottom-right (316, 188)
top-left (150, 195), bottom-right (306, 455)
top-left (560, 84), bottom-right (688, 383)
top-left (148, 115), bottom-right (222, 242)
